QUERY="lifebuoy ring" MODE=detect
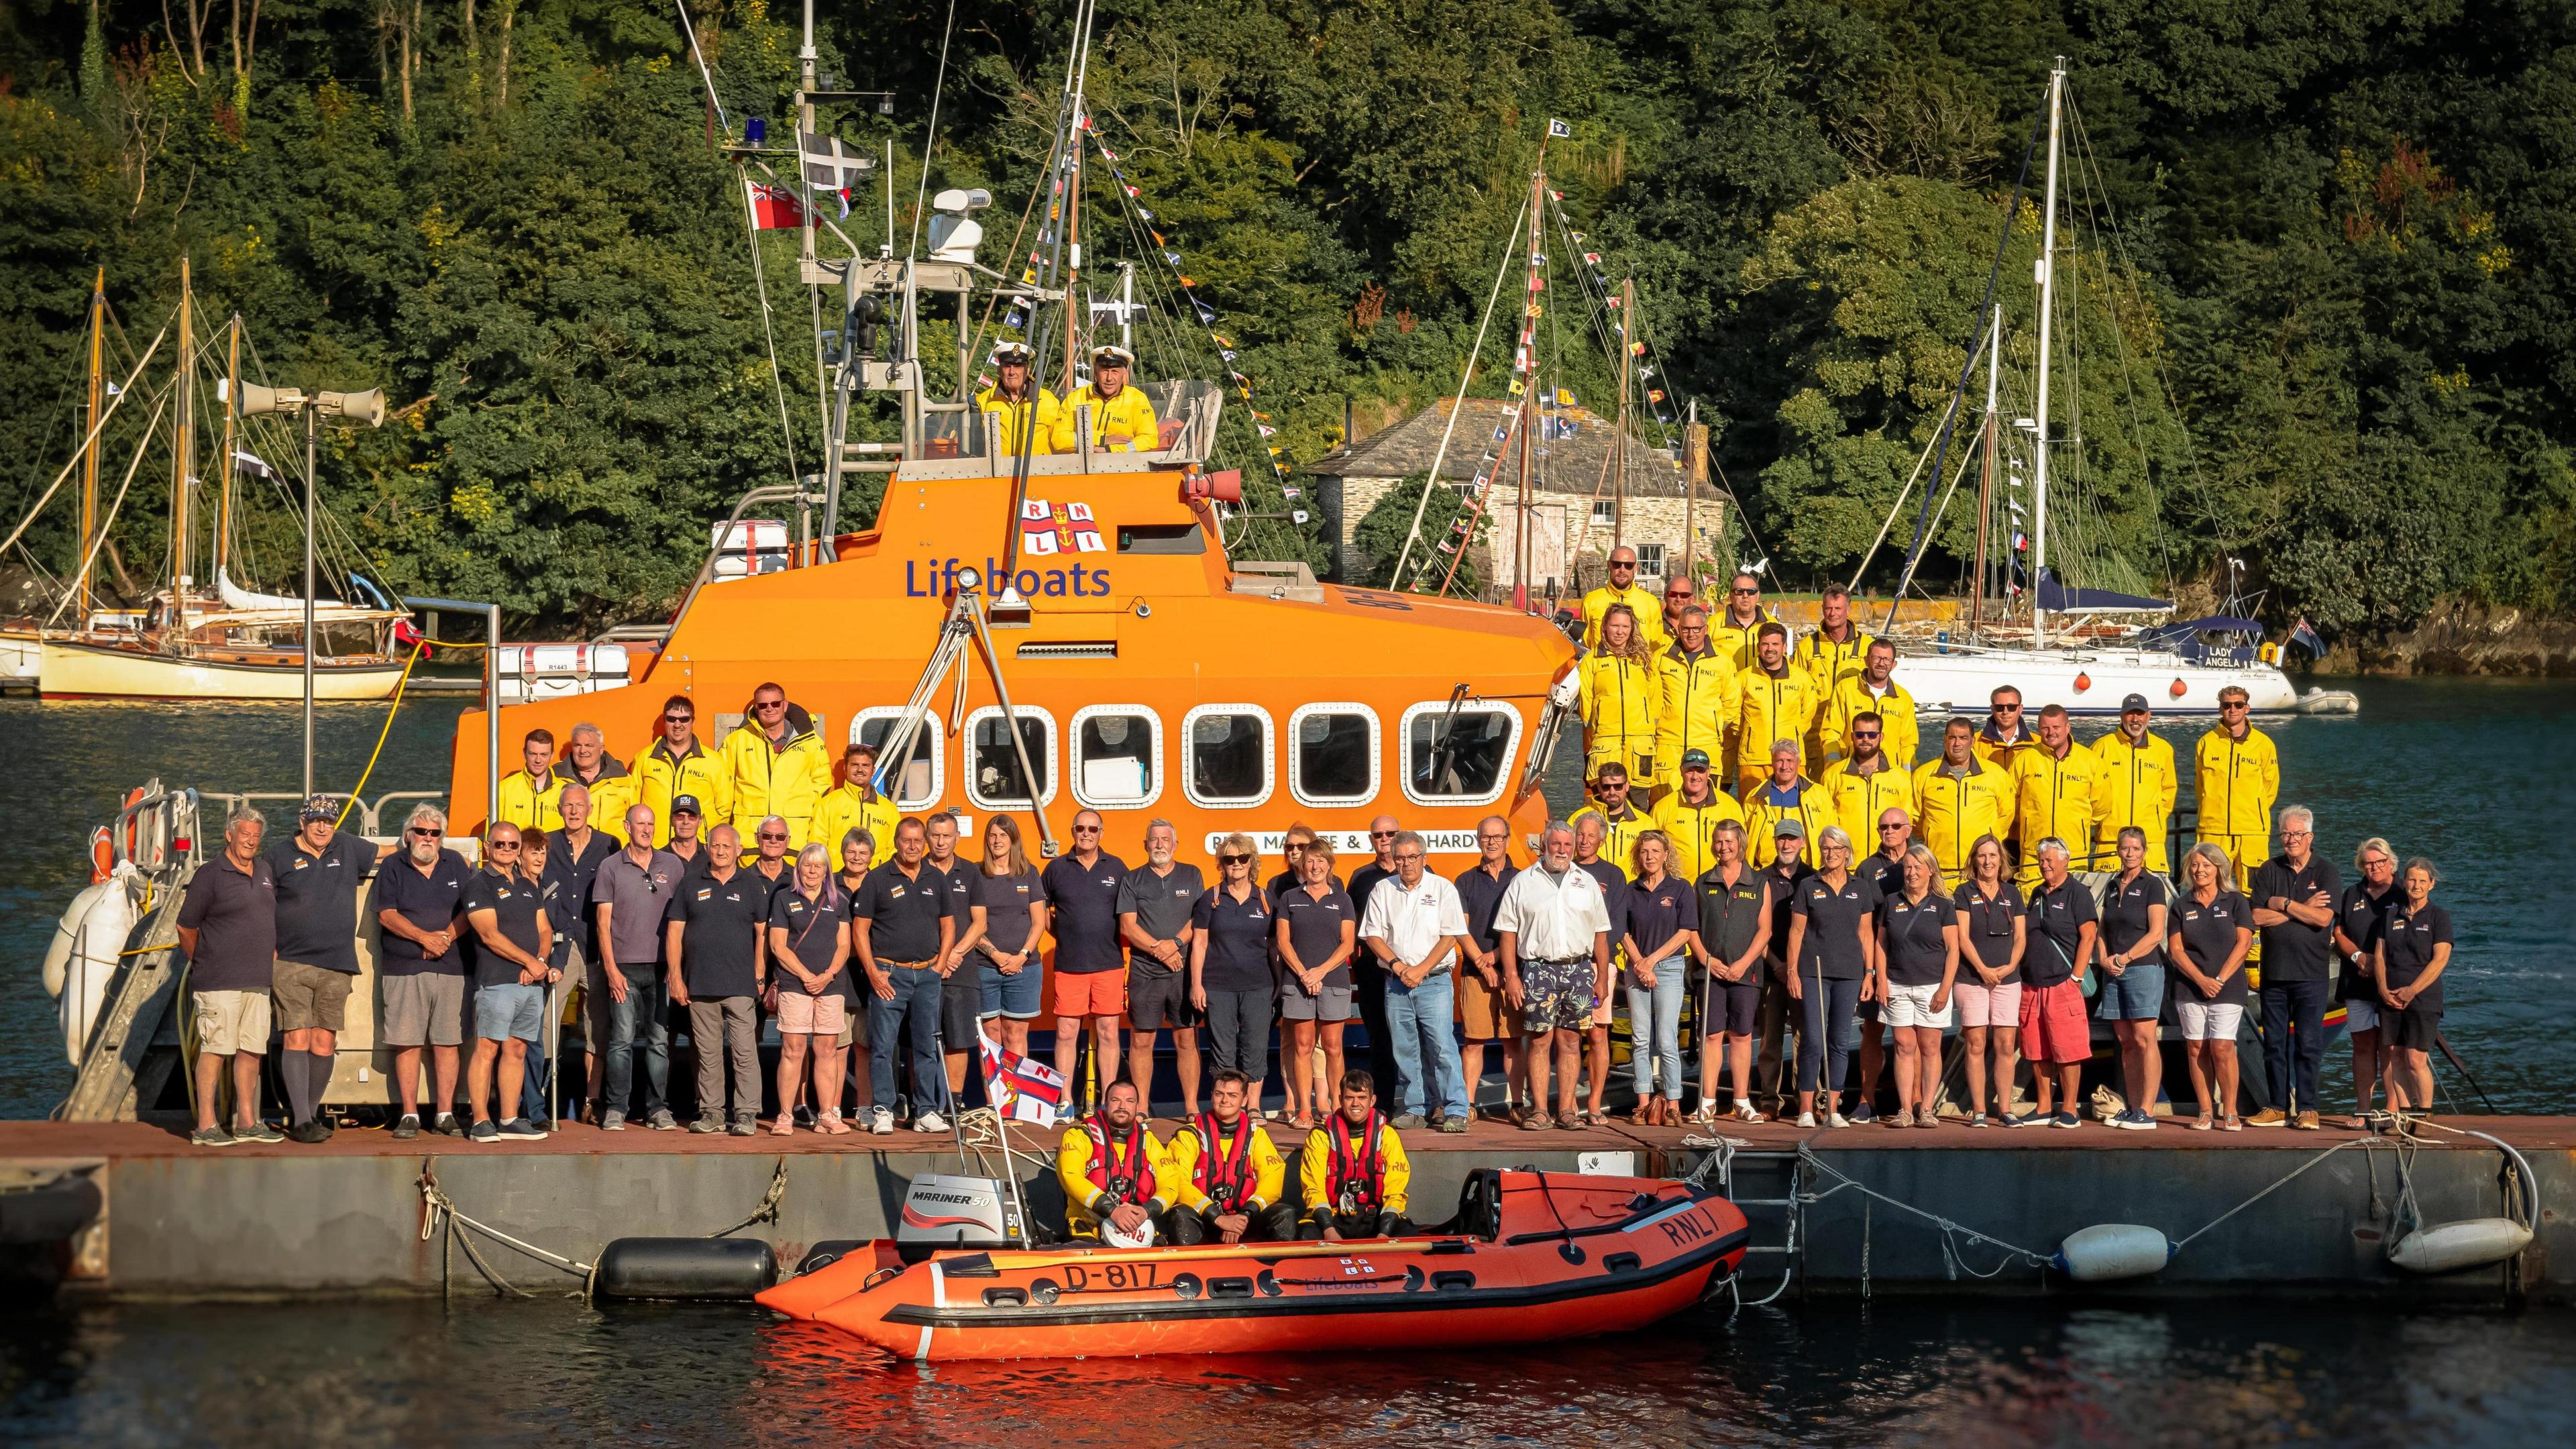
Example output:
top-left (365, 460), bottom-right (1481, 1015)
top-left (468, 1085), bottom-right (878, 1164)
top-left (87, 826), bottom-right (113, 885)
top-left (117, 787), bottom-right (144, 862)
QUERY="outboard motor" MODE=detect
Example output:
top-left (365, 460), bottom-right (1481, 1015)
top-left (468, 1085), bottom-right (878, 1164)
top-left (898, 1173), bottom-right (1024, 1254)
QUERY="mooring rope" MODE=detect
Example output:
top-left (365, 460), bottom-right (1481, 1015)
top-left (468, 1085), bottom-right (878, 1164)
top-left (417, 1159), bottom-right (594, 1300)
top-left (707, 1158), bottom-right (790, 1238)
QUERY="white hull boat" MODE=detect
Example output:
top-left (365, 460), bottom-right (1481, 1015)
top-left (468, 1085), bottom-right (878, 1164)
top-left (1892, 645), bottom-right (2307, 716)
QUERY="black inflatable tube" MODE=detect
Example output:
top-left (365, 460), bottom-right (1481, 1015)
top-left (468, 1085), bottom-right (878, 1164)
top-left (594, 1237), bottom-right (780, 1301)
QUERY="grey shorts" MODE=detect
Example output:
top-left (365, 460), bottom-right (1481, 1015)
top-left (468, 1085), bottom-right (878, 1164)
top-left (271, 959), bottom-right (356, 1032)
top-left (383, 971), bottom-right (467, 1048)
top-left (474, 982), bottom-right (547, 1043)
top-left (1128, 965), bottom-right (1200, 1031)
top-left (1280, 982), bottom-right (1354, 1023)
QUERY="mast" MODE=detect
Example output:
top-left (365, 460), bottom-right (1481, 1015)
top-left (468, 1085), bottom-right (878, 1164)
top-left (170, 258), bottom-right (193, 652)
top-left (2029, 57), bottom-right (2065, 647)
top-left (78, 270), bottom-right (105, 625)
top-left (1972, 305), bottom-right (1998, 632)
top-left (1513, 165), bottom-right (1543, 613)
top-left (216, 315), bottom-right (240, 585)
top-left (1613, 276), bottom-right (1632, 548)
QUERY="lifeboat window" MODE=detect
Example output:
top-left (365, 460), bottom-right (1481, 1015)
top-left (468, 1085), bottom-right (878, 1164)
top-left (1115, 523), bottom-right (1205, 555)
top-left (965, 707), bottom-right (1058, 809)
top-left (1288, 704), bottom-right (1378, 808)
top-left (851, 709), bottom-right (944, 810)
top-left (1071, 706), bottom-right (1162, 808)
top-left (1400, 702), bottom-right (1521, 807)
top-left (1183, 705), bottom-right (1274, 809)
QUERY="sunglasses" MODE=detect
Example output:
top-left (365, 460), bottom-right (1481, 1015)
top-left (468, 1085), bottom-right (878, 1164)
top-left (1853, 731), bottom-right (1881, 740)
top-left (2220, 702), bottom-right (2249, 710)
top-left (409, 827), bottom-right (443, 838)
top-left (490, 841), bottom-right (521, 853)
top-left (1218, 854), bottom-right (1250, 865)
top-left (1611, 561), bottom-right (1636, 569)
top-left (1731, 586), bottom-right (1758, 595)
top-left (663, 714), bottom-right (694, 724)
top-left (1995, 704), bottom-right (2023, 712)
top-left (1074, 824), bottom-right (1102, 835)
top-left (758, 832), bottom-right (788, 842)
top-left (756, 700), bottom-right (786, 712)
top-left (1371, 830), bottom-right (1397, 839)
top-left (1878, 823), bottom-right (1906, 832)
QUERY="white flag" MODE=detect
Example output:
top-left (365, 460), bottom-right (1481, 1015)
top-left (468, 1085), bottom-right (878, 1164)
top-left (1546, 117), bottom-right (1572, 138)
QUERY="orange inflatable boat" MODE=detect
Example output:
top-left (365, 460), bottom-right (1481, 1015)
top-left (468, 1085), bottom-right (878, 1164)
top-left (759, 1168), bottom-right (1750, 1362)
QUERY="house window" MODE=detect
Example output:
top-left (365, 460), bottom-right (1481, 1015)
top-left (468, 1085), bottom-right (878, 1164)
top-left (1071, 706), bottom-right (1161, 808)
top-left (1184, 706), bottom-right (1273, 808)
top-left (1636, 543), bottom-right (1666, 577)
top-left (1289, 704), bottom-right (1378, 807)
top-left (965, 707), bottom-right (1057, 809)
top-left (1591, 500), bottom-right (1617, 527)
top-left (1402, 702), bottom-right (1520, 806)
top-left (851, 710), bottom-right (942, 810)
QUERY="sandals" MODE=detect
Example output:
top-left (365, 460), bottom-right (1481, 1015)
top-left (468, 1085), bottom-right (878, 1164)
top-left (1521, 1112), bottom-right (1554, 1132)
top-left (1731, 1101), bottom-right (1766, 1124)
top-left (2219, 1114), bottom-right (2244, 1133)
top-left (2189, 1114), bottom-right (2214, 1132)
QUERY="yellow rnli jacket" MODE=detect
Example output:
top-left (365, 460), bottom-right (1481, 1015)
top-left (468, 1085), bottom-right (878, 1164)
top-left (1576, 652), bottom-right (1661, 767)
top-left (1571, 802), bottom-right (1655, 878)
top-left (1743, 777), bottom-right (1834, 869)
top-left (975, 384), bottom-right (1062, 458)
top-left (720, 718), bottom-right (833, 851)
top-left (1652, 788), bottom-right (1746, 887)
top-left (1580, 581), bottom-right (1668, 655)
top-left (1051, 383), bottom-right (1161, 453)
top-left (1299, 1115), bottom-right (1411, 1221)
top-left (1057, 1119), bottom-right (1179, 1237)
top-left (635, 736), bottom-right (731, 848)
top-left (1819, 755), bottom-right (1918, 857)
top-left (1914, 755), bottom-right (2015, 883)
top-left (1974, 723), bottom-right (2041, 774)
top-left (496, 767), bottom-right (566, 834)
top-left (2194, 725), bottom-right (2280, 843)
top-left (808, 782), bottom-right (902, 863)
top-left (1793, 625), bottom-right (1875, 696)
top-left (1736, 667), bottom-right (1825, 795)
top-left (1653, 645), bottom-right (1736, 786)
top-left (551, 758), bottom-right (639, 844)
top-left (1167, 1116), bottom-right (1288, 1215)
top-left (1818, 676), bottom-right (1920, 769)
top-left (1711, 606), bottom-right (1778, 671)
top-left (2010, 745), bottom-right (2114, 873)
top-left (2091, 730), bottom-right (2179, 871)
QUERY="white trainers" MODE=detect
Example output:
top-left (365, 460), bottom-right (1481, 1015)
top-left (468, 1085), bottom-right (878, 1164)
top-left (1827, 1111), bottom-right (1851, 1128)
top-left (913, 1111), bottom-right (949, 1134)
top-left (1796, 1110), bottom-right (1818, 1128)
top-left (869, 1107), bottom-right (896, 1135)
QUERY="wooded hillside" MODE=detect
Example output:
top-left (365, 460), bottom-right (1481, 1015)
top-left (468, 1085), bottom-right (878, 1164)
top-left (3, 1), bottom-right (2567, 636)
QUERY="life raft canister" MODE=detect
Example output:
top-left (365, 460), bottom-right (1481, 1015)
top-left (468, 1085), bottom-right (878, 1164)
top-left (1324, 1111), bottom-right (1387, 1218)
top-left (1084, 1117), bottom-right (1159, 1211)
top-left (1189, 1113), bottom-right (1258, 1210)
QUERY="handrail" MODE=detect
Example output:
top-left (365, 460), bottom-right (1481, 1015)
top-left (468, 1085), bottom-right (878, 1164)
top-left (661, 484), bottom-right (828, 658)
top-left (405, 596), bottom-right (500, 831)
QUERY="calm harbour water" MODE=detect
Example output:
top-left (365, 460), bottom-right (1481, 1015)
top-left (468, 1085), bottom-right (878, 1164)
top-left (1, 678), bottom-right (2569, 1443)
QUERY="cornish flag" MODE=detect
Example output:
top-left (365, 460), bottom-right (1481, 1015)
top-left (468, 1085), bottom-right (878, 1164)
top-left (979, 1036), bottom-right (1066, 1126)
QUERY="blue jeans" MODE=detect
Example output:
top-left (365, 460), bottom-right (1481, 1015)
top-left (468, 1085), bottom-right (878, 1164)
top-left (2096, 959), bottom-right (2166, 1021)
top-left (603, 961), bottom-right (669, 1118)
top-left (869, 963), bottom-right (950, 1113)
top-left (2259, 977), bottom-right (2330, 1114)
top-left (1385, 969), bottom-right (1468, 1119)
top-left (1796, 975), bottom-right (1863, 1095)
top-left (1625, 957), bottom-right (1687, 1102)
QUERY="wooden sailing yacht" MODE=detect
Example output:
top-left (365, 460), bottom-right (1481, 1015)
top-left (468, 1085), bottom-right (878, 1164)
top-left (19, 264), bottom-right (411, 700)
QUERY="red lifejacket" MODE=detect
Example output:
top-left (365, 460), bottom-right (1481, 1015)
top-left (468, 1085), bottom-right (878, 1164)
top-left (1083, 1117), bottom-right (1158, 1211)
top-left (1190, 1112), bottom-right (1258, 1210)
top-left (1323, 1111), bottom-right (1387, 1218)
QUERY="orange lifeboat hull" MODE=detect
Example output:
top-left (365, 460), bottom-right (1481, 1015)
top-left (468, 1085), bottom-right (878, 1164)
top-left (759, 1171), bottom-right (1749, 1362)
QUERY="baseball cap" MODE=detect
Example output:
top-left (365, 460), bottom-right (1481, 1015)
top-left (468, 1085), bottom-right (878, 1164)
top-left (1680, 749), bottom-right (1712, 770)
top-left (1773, 817), bottom-right (1805, 839)
top-left (298, 794), bottom-right (341, 824)
top-left (2121, 692), bottom-right (2150, 712)
top-left (672, 794), bottom-right (703, 818)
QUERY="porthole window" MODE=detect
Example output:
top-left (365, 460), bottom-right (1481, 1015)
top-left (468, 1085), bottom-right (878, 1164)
top-left (1288, 704), bottom-right (1378, 808)
top-left (851, 709), bottom-right (943, 810)
top-left (1401, 702), bottom-right (1520, 807)
top-left (1183, 705), bottom-right (1273, 808)
top-left (1071, 706), bottom-right (1162, 808)
top-left (965, 707), bottom-right (1057, 810)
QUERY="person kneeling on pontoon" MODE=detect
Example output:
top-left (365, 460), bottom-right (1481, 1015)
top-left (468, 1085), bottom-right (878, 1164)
top-left (1299, 1070), bottom-right (1414, 1241)
top-left (1168, 1069), bottom-right (1297, 1245)
top-left (1057, 1078), bottom-right (1173, 1244)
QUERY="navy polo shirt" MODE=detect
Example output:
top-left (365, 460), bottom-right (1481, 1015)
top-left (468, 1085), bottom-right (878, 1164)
top-left (1453, 862), bottom-right (1520, 956)
top-left (1790, 872), bottom-right (1881, 981)
top-left (1620, 874), bottom-right (1693, 959)
top-left (1278, 882), bottom-right (1357, 988)
top-left (2250, 854), bottom-right (2341, 983)
top-left (462, 867), bottom-right (549, 989)
top-left (854, 861), bottom-right (953, 965)
top-left (2101, 871), bottom-right (2171, 968)
top-left (2381, 902), bottom-right (2453, 1007)
top-left (177, 851), bottom-right (278, 994)
top-left (267, 830), bottom-right (372, 974)
top-left (1042, 852), bottom-right (1130, 975)
top-left (1880, 891), bottom-right (1958, 988)
top-left (1192, 883), bottom-right (1274, 991)
top-left (1957, 882), bottom-right (2024, 981)
top-left (375, 849), bottom-right (472, 977)
top-left (2173, 890), bottom-right (2253, 1005)
top-left (673, 867), bottom-right (768, 998)
top-left (769, 883), bottom-right (850, 993)
top-left (2024, 877), bottom-right (2098, 988)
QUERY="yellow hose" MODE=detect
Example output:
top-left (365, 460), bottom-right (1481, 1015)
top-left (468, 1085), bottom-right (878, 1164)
top-left (336, 641), bottom-right (427, 828)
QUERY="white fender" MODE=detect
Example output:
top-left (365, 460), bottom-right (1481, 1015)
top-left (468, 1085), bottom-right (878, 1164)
top-left (2053, 1223), bottom-right (2171, 1282)
top-left (43, 878), bottom-right (113, 1000)
top-left (2388, 1219), bottom-right (2534, 1274)
top-left (62, 866), bottom-right (139, 1067)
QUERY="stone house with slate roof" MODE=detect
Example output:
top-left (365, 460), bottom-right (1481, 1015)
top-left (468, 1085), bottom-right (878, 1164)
top-left (1302, 398), bottom-right (1726, 601)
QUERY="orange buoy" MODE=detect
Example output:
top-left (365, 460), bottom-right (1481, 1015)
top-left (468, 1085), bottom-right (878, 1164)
top-left (2073, 672), bottom-right (2091, 692)
top-left (2169, 678), bottom-right (2188, 698)
top-left (116, 787), bottom-right (144, 863)
top-left (87, 826), bottom-right (113, 884)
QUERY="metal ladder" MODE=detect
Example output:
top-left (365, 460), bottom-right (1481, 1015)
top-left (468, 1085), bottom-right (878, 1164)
top-left (1702, 1145), bottom-right (1805, 1304)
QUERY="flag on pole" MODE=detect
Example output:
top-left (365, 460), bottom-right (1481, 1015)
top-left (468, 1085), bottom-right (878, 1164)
top-left (798, 130), bottom-right (875, 193)
top-left (1547, 117), bottom-right (1572, 138)
top-left (979, 1035), bottom-right (1067, 1126)
top-left (2287, 619), bottom-right (2326, 658)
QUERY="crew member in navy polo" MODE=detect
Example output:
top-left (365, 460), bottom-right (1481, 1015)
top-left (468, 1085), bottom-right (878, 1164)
top-left (667, 825), bottom-right (771, 1133)
top-left (1042, 809), bottom-right (1130, 1110)
top-left (853, 816), bottom-right (958, 1132)
top-left (267, 794), bottom-right (392, 1142)
top-left (177, 808), bottom-right (282, 1146)
top-left (376, 804), bottom-right (475, 1139)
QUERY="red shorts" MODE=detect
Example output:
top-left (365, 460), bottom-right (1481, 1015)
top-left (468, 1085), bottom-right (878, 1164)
top-left (1051, 968), bottom-right (1126, 1020)
top-left (2018, 979), bottom-right (2092, 1065)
